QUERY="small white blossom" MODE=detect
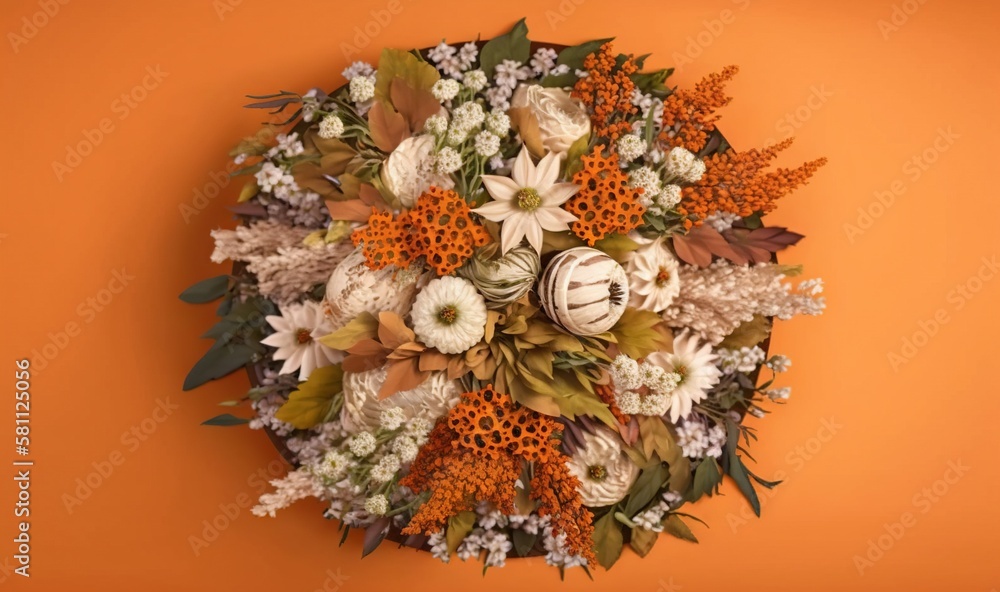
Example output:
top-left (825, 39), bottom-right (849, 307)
top-left (391, 436), bottom-right (420, 463)
top-left (424, 114), bottom-right (448, 136)
top-left (349, 75), bottom-right (376, 103)
top-left (494, 59), bottom-right (530, 90)
top-left (530, 47), bottom-right (559, 76)
top-left (452, 101), bottom-right (485, 131)
top-left (348, 432), bottom-right (377, 457)
top-left (364, 494), bottom-right (389, 516)
top-left (342, 61), bottom-right (374, 81)
top-left (432, 78), bottom-right (461, 102)
top-left (629, 166), bottom-right (663, 208)
top-left (370, 454), bottom-right (401, 483)
top-left (445, 126), bottom-right (468, 146)
top-left (463, 69), bottom-right (488, 92)
top-left (379, 406), bottom-right (406, 431)
top-left (485, 110), bottom-right (511, 136)
top-left (655, 184), bottom-right (683, 211)
top-left (318, 115), bottom-right (344, 139)
top-left (766, 387), bottom-right (791, 401)
top-left (664, 146), bottom-right (706, 183)
top-left (717, 346), bottom-right (767, 374)
top-left (435, 147), bottom-right (463, 174)
top-left (617, 134), bottom-right (646, 163)
top-left (313, 450), bottom-right (351, 482)
top-left (767, 355), bottom-right (792, 373)
top-left (428, 42), bottom-right (462, 78)
top-left (474, 131), bottom-right (501, 157)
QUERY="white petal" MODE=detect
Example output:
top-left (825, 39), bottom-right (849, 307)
top-left (261, 333), bottom-right (293, 348)
top-left (278, 348), bottom-right (304, 376)
top-left (266, 315), bottom-right (290, 332)
top-left (534, 151), bottom-right (561, 189)
top-left (480, 175), bottom-right (520, 202)
top-left (511, 146), bottom-right (533, 186)
top-left (473, 200), bottom-right (517, 221)
top-left (534, 207), bottom-right (578, 231)
top-left (500, 213), bottom-right (528, 254)
top-left (524, 218), bottom-right (544, 254)
top-left (542, 182), bottom-right (580, 207)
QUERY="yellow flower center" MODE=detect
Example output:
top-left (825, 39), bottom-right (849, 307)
top-left (296, 329), bottom-right (312, 344)
top-left (516, 188), bottom-right (542, 212)
top-left (588, 464), bottom-right (608, 481)
top-left (656, 268), bottom-right (672, 287)
top-left (438, 305), bottom-right (458, 325)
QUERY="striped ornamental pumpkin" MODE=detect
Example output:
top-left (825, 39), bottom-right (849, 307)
top-left (538, 247), bottom-right (629, 336)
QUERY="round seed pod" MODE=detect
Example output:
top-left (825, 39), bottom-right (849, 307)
top-left (460, 245), bottom-right (540, 308)
top-left (538, 247), bottom-right (629, 336)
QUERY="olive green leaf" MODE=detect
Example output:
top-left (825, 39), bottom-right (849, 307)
top-left (446, 511), bottom-right (477, 554)
top-left (629, 526), bottom-right (658, 557)
top-left (274, 365), bottom-right (344, 429)
top-left (662, 514), bottom-right (698, 543)
top-left (719, 314), bottom-right (772, 349)
top-left (593, 511), bottom-right (624, 569)
top-left (318, 312), bottom-right (379, 351)
top-left (374, 48), bottom-right (439, 103)
top-left (479, 18), bottom-right (531, 77)
top-left (607, 308), bottom-right (673, 359)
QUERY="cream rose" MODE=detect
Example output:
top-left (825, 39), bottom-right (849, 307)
top-left (380, 134), bottom-right (454, 208)
top-left (511, 84), bottom-right (590, 154)
top-left (566, 426), bottom-right (640, 507)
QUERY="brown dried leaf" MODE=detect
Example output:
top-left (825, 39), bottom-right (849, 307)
top-left (368, 101), bottom-right (410, 153)
top-left (378, 358), bottom-right (429, 399)
top-left (390, 78), bottom-right (440, 134)
top-left (377, 312), bottom-right (415, 350)
top-left (508, 107), bottom-right (545, 158)
top-left (723, 226), bottom-right (804, 264)
top-left (326, 200), bottom-right (374, 223)
top-left (672, 225), bottom-right (747, 266)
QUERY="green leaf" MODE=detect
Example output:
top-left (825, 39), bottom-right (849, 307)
top-left (592, 511), bottom-right (624, 570)
top-left (725, 421), bottom-right (761, 516)
top-left (479, 18), bottom-right (531, 77)
top-left (512, 528), bottom-right (537, 557)
top-left (624, 461), bottom-right (669, 517)
top-left (718, 315), bottom-right (772, 349)
top-left (563, 132), bottom-right (592, 177)
top-left (317, 312), bottom-right (379, 351)
top-left (687, 457), bottom-right (722, 502)
top-left (556, 38), bottom-right (614, 70)
top-left (608, 308), bottom-right (673, 359)
top-left (374, 48), bottom-right (440, 104)
top-left (637, 416), bottom-right (674, 462)
top-left (446, 511), bottom-right (477, 554)
top-left (539, 72), bottom-right (578, 88)
top-left (179, 275), bottom-right (230, 304)
top-left (183, 343), bottom-right (255, 391)
top-left (201, 413), bottom-right (250, 426)
top-left (662, 514), bottom-right (698, 543)
top-left (742, 212), bottom-right (763, 229)
top-left (594, 233), bottom-right (640, 264)
top-left (631, 67), bottom-right (674, 95)
top-left (629, 526), bottom-right (658, 557)
top-left (274, 365), bottom-right (344, 429)
top-left (237, 179), bottom-right (259, 203)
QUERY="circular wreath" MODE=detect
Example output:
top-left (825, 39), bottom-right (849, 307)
top-left (181, 19), bottom-right (826, 572)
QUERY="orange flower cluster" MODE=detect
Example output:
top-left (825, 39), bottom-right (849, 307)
top-left (680, 138), bottom-right (828, 223)
top-left (351, 186), bottom-right (490, 275)
top-left (596, 382), bottom-right (630, 425)
top-left (400, 385), bottom-right (596, 563)
top-left (660, 65), bottom-right (739, 153)
top-left (572, 42), bottom-right (638, 143)
top-left (565, 145), bottom-right (646, 245)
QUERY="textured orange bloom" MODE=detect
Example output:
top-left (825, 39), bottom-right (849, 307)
top-left (401, 385), bottom-right (596, 563)
top-left (660, 65), bottom-right (739, 153)
top-left (351, 187), bottom-right (490, 275)
top-left (572, 42), bottom-right (638, 143)
top-left (679, 138), bottom-right (828, 223)
top-left (596, 382), bottom-right (630, 425)
top-left (349, 209), bottom-right (409, 270)
top-left (564, 145), bottom-right (645, 245)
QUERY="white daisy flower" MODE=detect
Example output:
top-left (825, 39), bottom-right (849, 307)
top-left (472, 145), bottom-right (580, 254)
top-left (625, 237), bottom-right (681, 313)
top-left (566, 427), bottom-right (640, 507)
top-left (411, 276), bottom-right (488, 354)
top-left (645, 331), bottom-right (722, 423)
top-left (260, 301), bottom-right (339, 381)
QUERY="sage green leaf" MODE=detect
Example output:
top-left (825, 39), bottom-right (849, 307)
top-left (662, 514), bottom-right (698, 543)
top-left (183, 343), bottom-right (255, 391)
top-left (556, 38), bottom-right (614, 70)
top-left (201, 413), bottom-right (250, 426)
top-left (479, 18), bottom-right (531, 77)
top-left (512, 529), bottom-right (537, 557)
top-left (592, 511), bottom-right (624, 570)
top-left (631, 67), bottom-right (674, 95)
top-left (179, 275), bottom-right (230, 304)
top-left (687, 457), bottom-right (722, 502)
top-left (725, 422), bottom-right (761, 516)
top-left (624, 462), bottom-right (669, 517)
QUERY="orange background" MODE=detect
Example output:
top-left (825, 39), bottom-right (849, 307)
top-left (2, 0), bottom-right (998, 590)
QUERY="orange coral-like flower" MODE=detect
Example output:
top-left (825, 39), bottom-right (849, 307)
top-left (572, 42), bottom-right (638, 143)
top-left (351, 187), bottom-right (490, 275)
top-left (564, 145), bottom-right (646, 245)
top-left (679, 138), bottom-right (828, 223)
top-left (596, 382), bottom-right (630, 426)
top-left (401, 385), bottom-right (596, 564)
top-left (660, 65), bottom-right (739, 153)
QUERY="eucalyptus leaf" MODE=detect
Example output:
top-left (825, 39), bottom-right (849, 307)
top-left (592, 511), bottom-right (624, 570)
top-left (179, 275), bottom-right (230, 304)
top-left (512, 529), bottom-right (537, 557)
top-left (183, 343), bottom-right (255, 391)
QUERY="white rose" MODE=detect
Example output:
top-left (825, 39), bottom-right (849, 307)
top-left (511, 84), bottom-right (590, 154)
top-left (566, 426), bottom-right (640, 507)
top-left (380, 134), bottom-right (454, 208)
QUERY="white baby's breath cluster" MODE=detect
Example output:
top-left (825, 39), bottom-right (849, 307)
top-left (610, 355), bottom-right (682, 416)
top-left (717, 345), bottom-right (767, 374)
top-left (675, 417), bottom-right (726, 459)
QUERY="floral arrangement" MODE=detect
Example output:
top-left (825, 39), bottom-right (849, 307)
top-left (181, 19), bottom-right (826, 574)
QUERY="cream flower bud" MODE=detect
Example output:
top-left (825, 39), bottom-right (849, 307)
top-left (511, 84), bottom-right (590, 154)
